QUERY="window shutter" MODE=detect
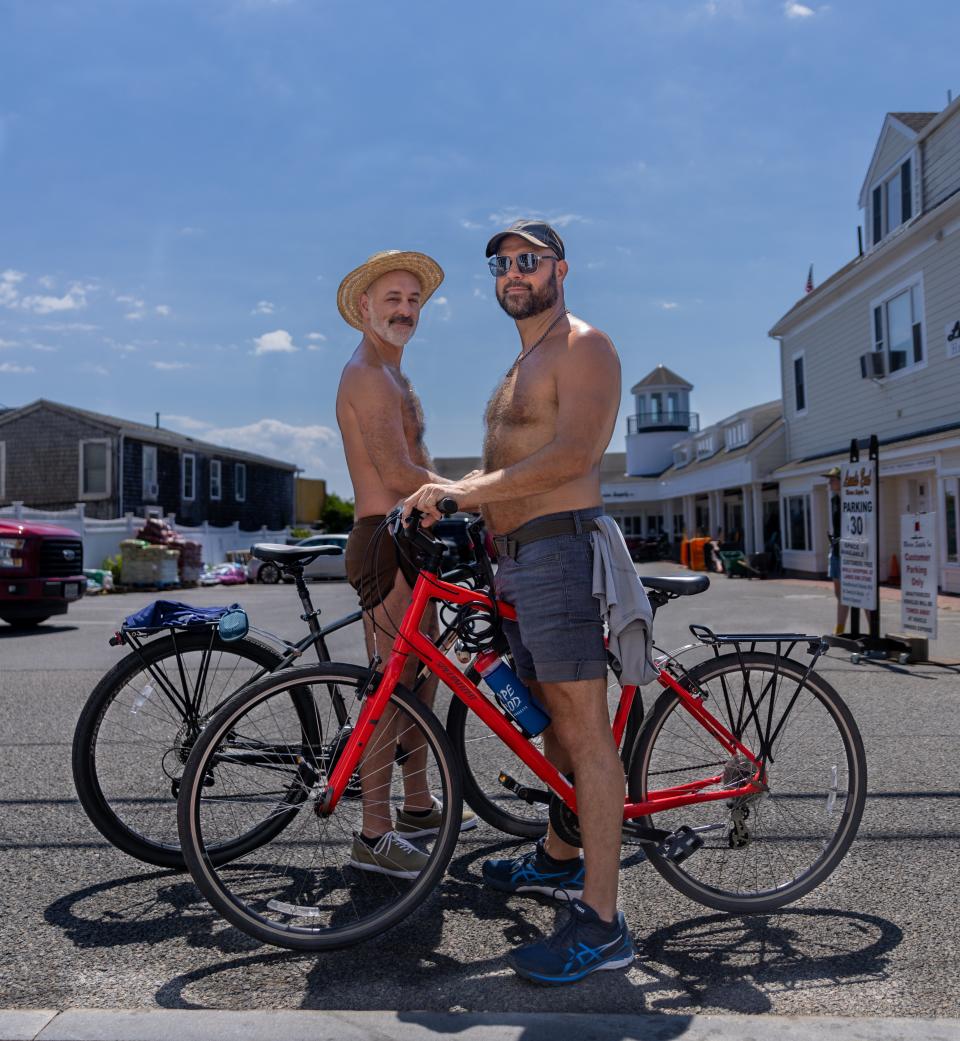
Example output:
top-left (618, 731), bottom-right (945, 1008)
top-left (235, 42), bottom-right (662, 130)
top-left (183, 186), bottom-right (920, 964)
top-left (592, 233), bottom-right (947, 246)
top-left (872, 185), bottom-right (882, 244)
top-left (873, 306), bottom-right (884, 351)
top-left (794, 356), bottom-right (805, 412)
top-left (900, 159), bottom-right (912, 222)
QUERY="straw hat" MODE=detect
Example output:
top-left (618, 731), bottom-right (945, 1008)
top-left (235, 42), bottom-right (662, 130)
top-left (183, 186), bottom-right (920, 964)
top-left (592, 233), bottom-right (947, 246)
top-left (337, 250), bottom-right (444, 330)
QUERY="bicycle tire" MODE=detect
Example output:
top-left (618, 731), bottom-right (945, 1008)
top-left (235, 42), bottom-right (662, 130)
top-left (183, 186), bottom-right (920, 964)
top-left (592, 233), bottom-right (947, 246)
top-left (627, 651), bottom-right (867, 913)
top-left (72, 631), bottom-right (284, 869)
top-left (445, 659), bottom-right (630, 839)
top-left (178, 662), bottom-right (462, 951)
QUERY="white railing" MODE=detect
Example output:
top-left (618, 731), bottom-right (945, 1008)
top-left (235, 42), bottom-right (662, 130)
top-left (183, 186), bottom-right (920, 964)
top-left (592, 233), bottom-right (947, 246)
top-left (0, 502), bottom-right (292, 569)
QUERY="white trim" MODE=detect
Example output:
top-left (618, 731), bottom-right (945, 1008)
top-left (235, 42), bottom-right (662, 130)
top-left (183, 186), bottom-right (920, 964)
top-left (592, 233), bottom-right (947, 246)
top-left (858, 115), bottom-right (920, 209)
top-left (791, 350), bottom-right (807, 416)
top-left (0, 440), bottom-right (5, 501)
top-left (209, 459), bottom-right (222, 501)
top-left (867, 270), bottom-right (926, 380)
top-left (78, 438), bottom-right (112, 500)
top-left (235, 462), bottom-right (246, 502)
top-left (770, 192), bottom-right (960, 339)
top-left (181, 452), bottom-right (196, 502)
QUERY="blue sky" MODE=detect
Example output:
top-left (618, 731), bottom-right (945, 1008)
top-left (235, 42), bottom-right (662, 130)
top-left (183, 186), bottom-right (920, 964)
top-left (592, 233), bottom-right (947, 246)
top-left (1, 0), bottom-right (957, 497)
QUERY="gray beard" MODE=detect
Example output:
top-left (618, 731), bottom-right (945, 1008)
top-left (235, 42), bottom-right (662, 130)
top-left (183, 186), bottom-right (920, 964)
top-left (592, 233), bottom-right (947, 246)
top-left (370, 311), bottom-right (414, 347)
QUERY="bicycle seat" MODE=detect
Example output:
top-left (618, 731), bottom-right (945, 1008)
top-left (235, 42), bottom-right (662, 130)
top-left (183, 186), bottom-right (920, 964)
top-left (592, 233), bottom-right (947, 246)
top-left (252, 543), bottom-right (341, 564)
top-left (639, 575), bottom-right (710, 596)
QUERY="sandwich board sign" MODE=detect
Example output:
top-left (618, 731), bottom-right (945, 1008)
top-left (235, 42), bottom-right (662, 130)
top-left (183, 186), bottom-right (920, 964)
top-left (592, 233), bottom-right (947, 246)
top-left (900, 513), bottom-right (938, 639)
top-left (840, 461), bottom-right (877, 611)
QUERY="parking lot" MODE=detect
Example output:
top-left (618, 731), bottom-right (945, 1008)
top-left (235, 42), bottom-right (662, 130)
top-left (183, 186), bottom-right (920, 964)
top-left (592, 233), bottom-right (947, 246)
top-left (1, 569), bottom-right (959, 1017)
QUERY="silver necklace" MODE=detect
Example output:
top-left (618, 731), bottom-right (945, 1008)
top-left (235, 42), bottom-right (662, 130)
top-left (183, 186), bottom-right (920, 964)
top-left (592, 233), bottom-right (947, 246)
top-left (511, 308), bottom-right (570, 370)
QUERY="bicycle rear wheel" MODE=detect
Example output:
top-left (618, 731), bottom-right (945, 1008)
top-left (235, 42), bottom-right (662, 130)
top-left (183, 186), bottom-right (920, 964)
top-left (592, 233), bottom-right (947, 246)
top-left (72, 631), bottom-right (284, 869)
top-left (178, 663), bottom-right (462, 951)
top-left (628, 651), bottom-right (866, 913)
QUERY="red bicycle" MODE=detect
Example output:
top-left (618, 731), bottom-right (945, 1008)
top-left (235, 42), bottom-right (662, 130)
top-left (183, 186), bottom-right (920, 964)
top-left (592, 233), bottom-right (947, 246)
top-left (177, 503), bottom-right (867, 951)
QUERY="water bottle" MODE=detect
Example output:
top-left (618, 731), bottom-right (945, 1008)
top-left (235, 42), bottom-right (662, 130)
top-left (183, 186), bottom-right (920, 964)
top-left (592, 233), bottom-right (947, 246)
top-left (130, 683), bottom-right (154, 715)
top-left (474, 649), bottom-right (550, 737)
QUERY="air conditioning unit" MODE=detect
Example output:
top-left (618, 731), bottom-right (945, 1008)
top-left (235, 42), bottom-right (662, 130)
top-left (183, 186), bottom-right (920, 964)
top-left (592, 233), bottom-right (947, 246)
top-left (145, 482), bottom-right (159, 499)
top-left (859, 352), bottom-right (885, 379)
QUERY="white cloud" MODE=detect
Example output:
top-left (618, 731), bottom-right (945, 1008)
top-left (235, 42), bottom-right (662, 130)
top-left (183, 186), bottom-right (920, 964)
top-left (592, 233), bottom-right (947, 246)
top-left (251, 300), bottom-right (275, 315)
top-left (36, 321), bottom-right (98, 332)
top-left (460, 218), bottom-right (484, 231)
top-left (586, 260), bottom-right (606, 270)
top-left (28, 343), bottom-right (57, 352)
top-left (165, 415), bottom-right (341, 476)
top-left (155, 304), bottom-right (171, 316)
top-left (432, 295), bottom-right (451, 321)
top-left (0, 361), bottom-right (35, 374)
top-left (37, 275), bottom-right (56, 289)
top-left (150, 361), bottom-right (192, 371)
top-left (0, 337), bottom-right (18, 348)
top-left (0, 269), bottom-right (25, 308)
top-left (125, 311), bottom-right (144, 321)
top-left (110, 343), bottom-right (139, 353)
top-left (784, 1), bottom-right (815, 15)
top-left (660, 301), bottom-right (680, 310)
top-left (116, 294), bottom-right (145, 307)
top-left (78, 362), bottom-right (109, 376)
top-left (19, 285), bottom-right (88, 314)
top-left (486, 210), bottom-right (589, 230)
top-left (306, 332), bottom-right (326, 341)
top-left (253, 329), bottom-right (297, 355)
top-left (178, 226), bottom-right (204, 237)
top-left (472, 287), bottom-right (488, 301)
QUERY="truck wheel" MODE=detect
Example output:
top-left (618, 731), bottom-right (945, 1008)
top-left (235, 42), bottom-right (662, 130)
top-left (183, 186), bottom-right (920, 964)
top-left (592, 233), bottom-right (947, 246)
top-left (2, 617), bottom-right (50, 629)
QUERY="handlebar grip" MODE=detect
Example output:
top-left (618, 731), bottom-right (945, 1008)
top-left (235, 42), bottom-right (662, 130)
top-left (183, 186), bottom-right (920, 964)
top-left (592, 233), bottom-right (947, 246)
top-left (437, 497), bottom-right (459, 516)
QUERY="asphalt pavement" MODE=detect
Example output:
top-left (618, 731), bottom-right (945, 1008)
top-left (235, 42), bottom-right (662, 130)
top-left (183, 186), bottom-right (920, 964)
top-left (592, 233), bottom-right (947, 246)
top-left (1, 568), bottom-right (959, 1036)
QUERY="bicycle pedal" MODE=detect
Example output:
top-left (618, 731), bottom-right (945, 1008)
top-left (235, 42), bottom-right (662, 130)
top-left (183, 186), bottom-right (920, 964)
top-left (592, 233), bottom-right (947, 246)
top-left (656, 825), bottom-right (703, 864)
top-left (497, 772), bottom-right (549, 805)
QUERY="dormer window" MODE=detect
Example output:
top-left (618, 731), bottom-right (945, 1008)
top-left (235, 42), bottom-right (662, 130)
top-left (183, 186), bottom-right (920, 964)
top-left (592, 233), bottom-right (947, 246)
top-left (871, 157), bottom-right (912, 246)
top-left (674, 445), bottom-right (690, 468)
top-left (695, 432), bottom-right (716, 459)
top-left (724, 420), bottom-right (750, 451)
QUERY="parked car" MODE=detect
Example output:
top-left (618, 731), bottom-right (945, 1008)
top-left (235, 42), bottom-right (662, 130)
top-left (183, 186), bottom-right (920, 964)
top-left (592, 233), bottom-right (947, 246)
top-left (200, 562), bottom-right (249, 586)
top-left (0, 519), bottom-right (85, 628)
top-left (248, 533), bottom-right (349, 584)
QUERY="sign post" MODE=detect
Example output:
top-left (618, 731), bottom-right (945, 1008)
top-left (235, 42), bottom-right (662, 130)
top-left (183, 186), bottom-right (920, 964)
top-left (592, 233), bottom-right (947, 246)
top-left (832, 435), bottom-right (910, 663)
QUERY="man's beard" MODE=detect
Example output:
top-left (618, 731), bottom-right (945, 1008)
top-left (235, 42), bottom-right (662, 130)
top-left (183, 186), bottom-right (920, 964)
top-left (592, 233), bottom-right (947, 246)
top-left (369, 309), bottom-right (415, 347)
top-left (496, 269), bottom-right (559, 320)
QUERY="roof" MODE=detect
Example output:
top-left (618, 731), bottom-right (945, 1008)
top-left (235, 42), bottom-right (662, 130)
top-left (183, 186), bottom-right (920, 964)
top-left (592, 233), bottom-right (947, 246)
top-left (890, 112), bottom-right (937, 134)
top-left (0, 399), bottom-right (299, 471)
top-left (658, 409), bottom-right (784, 479)
top-left (630, 365), bottom-right (692, 394)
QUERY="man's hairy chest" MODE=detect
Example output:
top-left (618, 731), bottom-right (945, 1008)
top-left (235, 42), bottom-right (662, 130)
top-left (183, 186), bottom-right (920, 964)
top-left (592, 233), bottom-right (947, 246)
top-left (484, 365), bottom-right (556, 432)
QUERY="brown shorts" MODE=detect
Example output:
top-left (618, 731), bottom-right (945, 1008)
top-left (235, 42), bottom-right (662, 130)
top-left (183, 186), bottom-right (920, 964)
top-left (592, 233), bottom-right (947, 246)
top-left (345, 515), bottom-right (421, 610)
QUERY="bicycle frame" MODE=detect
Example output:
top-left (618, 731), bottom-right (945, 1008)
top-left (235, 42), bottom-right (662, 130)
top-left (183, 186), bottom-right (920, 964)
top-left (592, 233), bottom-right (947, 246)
top-left (322, 568), bottom-right (766, 820)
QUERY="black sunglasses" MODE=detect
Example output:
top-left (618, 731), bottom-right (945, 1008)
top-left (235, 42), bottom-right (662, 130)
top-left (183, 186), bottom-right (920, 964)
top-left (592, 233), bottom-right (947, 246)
top-left (488, 253), bottom-right (559, 277)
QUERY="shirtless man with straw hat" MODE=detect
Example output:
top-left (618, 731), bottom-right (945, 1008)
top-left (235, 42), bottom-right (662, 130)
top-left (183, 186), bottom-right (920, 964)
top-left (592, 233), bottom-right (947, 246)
top-left (335, 250), bottom-right (477, 879)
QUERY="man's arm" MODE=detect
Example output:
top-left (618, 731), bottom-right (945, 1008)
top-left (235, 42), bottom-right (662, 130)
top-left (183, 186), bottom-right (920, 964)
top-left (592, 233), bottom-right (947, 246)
top-left (346, 366), bottom-right (448, 496)
top-left (407, 330), bottom-right (620, 515)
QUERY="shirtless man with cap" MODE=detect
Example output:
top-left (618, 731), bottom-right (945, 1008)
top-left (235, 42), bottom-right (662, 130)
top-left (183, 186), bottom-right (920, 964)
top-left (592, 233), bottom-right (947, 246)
top-left (404, 221), bottom-right (634, 984)
top-left (335, 250), bottom-right (476, 880)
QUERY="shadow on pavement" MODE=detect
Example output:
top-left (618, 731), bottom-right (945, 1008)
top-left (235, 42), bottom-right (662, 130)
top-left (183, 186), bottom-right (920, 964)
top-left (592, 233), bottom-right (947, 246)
top-left (0, 624), bottom-right (76, 638)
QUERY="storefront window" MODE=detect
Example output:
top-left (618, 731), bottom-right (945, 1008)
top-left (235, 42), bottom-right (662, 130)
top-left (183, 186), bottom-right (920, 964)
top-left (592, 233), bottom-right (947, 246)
top-left (946, 481), bottom-right (958, 563)
top-left (783, 494), bottom-right (812, 551)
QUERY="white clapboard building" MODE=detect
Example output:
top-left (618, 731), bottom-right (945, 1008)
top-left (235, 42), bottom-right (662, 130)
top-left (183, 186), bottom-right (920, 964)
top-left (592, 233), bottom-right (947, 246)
top-left (769, 98), bottom-right (960, 592)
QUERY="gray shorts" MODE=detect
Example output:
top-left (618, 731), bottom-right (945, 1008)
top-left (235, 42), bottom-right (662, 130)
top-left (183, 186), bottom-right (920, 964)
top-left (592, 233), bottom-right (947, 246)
top-left (493, 507), bottom-right (607, 684)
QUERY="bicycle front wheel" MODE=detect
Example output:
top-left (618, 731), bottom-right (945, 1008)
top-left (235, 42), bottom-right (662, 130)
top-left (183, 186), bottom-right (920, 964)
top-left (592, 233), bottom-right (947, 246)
top-left (628, 651), bottom-right (866, 913)
top-left (72, 630), bottom-right (283, 869)
top-left (178, 663), bottom-right (462, 951)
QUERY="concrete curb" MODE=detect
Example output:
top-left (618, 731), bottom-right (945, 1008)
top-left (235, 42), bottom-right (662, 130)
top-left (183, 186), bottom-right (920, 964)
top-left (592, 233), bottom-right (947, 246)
top-left (1, 1010), bottom-right (958, 1041)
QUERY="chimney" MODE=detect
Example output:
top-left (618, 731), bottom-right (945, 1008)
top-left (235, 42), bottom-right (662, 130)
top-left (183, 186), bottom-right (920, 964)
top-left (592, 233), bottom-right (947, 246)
top-left (155, 412), bottom-right (160, 429)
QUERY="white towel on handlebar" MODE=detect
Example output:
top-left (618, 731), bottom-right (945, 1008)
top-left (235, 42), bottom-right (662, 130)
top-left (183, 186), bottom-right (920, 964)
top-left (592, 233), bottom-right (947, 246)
top-left (591, 516), bottom-right (658, 686)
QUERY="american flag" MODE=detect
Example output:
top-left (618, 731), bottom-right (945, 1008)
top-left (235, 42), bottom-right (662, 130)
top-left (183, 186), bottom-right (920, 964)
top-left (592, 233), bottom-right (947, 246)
top-left (805, 264), bottom-right (814, 294)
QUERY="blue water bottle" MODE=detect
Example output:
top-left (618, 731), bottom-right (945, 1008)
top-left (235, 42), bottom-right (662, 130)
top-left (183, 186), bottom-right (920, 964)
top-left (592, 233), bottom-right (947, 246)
top-left (474, 649), bottom-right (551, 737)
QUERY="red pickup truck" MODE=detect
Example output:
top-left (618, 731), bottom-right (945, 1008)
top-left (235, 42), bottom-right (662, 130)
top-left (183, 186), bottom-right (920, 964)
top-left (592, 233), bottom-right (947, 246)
top-left (0, 520), bottom-right (86, 628)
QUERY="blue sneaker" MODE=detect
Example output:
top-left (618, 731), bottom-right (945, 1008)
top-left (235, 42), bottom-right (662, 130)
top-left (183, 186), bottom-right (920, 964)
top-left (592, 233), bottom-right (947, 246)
top-left (511, 898), bottom-right (635, 985)
top-left (482, 838), bottom-right (585, 899)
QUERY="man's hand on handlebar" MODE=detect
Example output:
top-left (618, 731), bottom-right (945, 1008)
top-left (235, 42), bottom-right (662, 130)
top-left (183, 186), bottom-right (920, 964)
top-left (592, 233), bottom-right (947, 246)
top-left (402, 482), bottom-right (470, 524)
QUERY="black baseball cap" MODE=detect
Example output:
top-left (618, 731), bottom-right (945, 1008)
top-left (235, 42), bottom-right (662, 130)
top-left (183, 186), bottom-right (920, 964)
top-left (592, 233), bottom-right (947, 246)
top-left (485, 219), bottom-right (566, 260)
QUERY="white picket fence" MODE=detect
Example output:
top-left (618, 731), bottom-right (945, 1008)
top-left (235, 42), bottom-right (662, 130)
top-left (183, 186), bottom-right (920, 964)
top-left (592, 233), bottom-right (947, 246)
top-left (0, 502), bottom-right (292, 569)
